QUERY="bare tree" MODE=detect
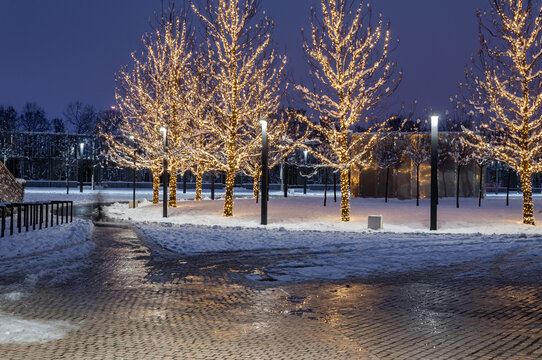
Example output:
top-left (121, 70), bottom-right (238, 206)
top-left (64, 102), bottom-right (99, 134)
top-left (18, 102), bottom-right (49, 132)
top-left (404, 120), bottom-right (430, 206)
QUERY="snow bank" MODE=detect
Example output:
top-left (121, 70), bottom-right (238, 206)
top-left (0, 219), bottom-right (95, 286)
top-left (0, 219), bottom-right (94, 260)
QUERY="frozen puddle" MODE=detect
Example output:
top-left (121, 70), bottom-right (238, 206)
top-left (0, 311), bottom-right (76, 344)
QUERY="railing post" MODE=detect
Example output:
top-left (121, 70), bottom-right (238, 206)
top-left (25, 204), bottom-right (29, 232)
top-left (39, 203), bottom-right (43, 230)
top-left (1, 206), bottom-right (5, 238)
top-left (17, 204), bottom-right (22, 233)
top-left (10, 204), bottom-right (14, 235)
top-left (45, 203), bottom-right (49, 228)
top-left (56, 202), bottom-right (59, 225)
top-left (32, 204), bottom-right (36, 231)
top-left (70, 201), bottom-right (73, 222)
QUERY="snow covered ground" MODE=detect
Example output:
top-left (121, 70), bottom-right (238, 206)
top-left (106, 194), bottom-right (542, 234)
top-left (16, 186), bottom-right (542, 283)
top-left (0, 219), bottom-right (92, 344)
top-left (103, 193), bottom-right (542, 283)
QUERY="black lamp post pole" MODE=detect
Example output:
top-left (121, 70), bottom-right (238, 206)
top-left (261, 120), bottom-right (268, 225)
top-left (129, 136), bottom-right (136, 207)
top-left (303, 150), bottom-right (308, 195)
top-left (79, 143), bottom-right (84, 193)
top-left (430, 116), bottom-right (438, 230)
top-left (161, 128), bottom-right (168, 218)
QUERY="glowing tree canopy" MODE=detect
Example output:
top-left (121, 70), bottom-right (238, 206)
top-left (192, 0), bottom-right (285, 217)
top-left (296, 0), bottom-right (400, 221)
top-left (105, 16), bottom-right (192, 205)
top-left (462, 0), bottom-right (542, 224)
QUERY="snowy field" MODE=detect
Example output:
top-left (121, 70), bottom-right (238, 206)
top-left (105, 193), bottom-right (542, 234)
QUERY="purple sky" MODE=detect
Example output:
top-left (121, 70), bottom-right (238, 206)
top-left (0, 0), bottom-right (483, 119)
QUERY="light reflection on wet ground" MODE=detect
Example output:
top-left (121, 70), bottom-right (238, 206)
top-left (0, 204), bottom-right (540, 359)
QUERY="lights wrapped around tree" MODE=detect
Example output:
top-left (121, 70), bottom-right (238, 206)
top-left (295, 0), bottom-right (400, 221)
top-left (192, 0), bottom-right (285, 217)
top-left (104, 14), bottom-right (192, 207)
top-left (460, 0), bottom-right (542, 225)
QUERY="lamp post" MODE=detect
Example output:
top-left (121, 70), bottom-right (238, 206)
top-left (79, 142), bottom-right (85, 193)
top-left (129, 136), bottom-right (136, 208)
top-left (260, 119), bottom-right (268, 225)
top-left (160, 127), bottom-right (168, 218)
top-left (303, 150), bottom-right (308, 194)
top-left (430, 115), bottom-right (439, 230)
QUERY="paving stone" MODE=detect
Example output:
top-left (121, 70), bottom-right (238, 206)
top-left (0, 222), bottom-right (540, 359)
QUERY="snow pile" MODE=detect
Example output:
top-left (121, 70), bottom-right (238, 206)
top-left (0, 219), bottom-right (94, 260)
top-left (0, 219), bottom-right (95, 286)
top-left (0, 291), bottom-right (76, 344)
top-left (0, 311), bottom-right (76, 344)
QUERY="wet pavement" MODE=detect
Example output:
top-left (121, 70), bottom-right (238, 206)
top-left (0, 211), bottom-right (541, 359)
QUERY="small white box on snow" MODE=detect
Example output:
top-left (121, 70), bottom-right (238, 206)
top-left (368, 215), bottom-right (383, 230)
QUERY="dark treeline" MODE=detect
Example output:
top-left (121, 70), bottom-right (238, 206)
top-left (0, 101), bottom-right (119, 135)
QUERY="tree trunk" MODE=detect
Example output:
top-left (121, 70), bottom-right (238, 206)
top-left (253, 168), bottom-right (261, 202)
top-left (385, 167), bottom-right (390, 203)
top-left (183, 170), bottom-right (187, 194)
top-left (211, 171), bottom-right (215, 200)
top-left (416, 164), bottom-right (420, 207)
top-left (340, 167), bottom-right (350, 221)
top-left (456, 164), bottom-right (461, 209)
top-left (152, 169), bottom-right (160, 204)
top-left (223, 138), bottom-right (236, 216)
top-left (195, 167), bottom-right (203, 201)
top-left (66, 165), bottom-right (70, 195)
top-left (520, 167), bottom-right (535, 225)
top-left (506, 167), bottom-right (511, 207)
top-left (333, 171), bottom-right (337, 203)
top-left (324, 167), bottom-right (328, 207)
top-left (254, 174), bottom-right (260, 203)
top-left (168, 171), bottom-right (177, 207)
top-left (478, 164), bottom-right (483, 207)
top-left (283, 163), bottom-right (288, 198)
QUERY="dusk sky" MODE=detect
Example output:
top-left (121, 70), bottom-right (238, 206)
top-left (0, 0), bottom-right (483, 120)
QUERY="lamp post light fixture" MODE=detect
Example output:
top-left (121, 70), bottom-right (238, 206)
top-left (79, 142), bottom-right (85, 193)
top-left (430, 115), bottom-right (439, 231)
top-left (160, 127), bottom-right (168, 218)
top-left (303, 150), bottom-right (308, 195)
top-left (129, 136), bottom-right (136, 208)
top-left (260, 119), bottom-right (268, 225)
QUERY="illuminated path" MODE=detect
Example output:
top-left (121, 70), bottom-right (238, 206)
top-left (0, 223), bottom-right (540, 359)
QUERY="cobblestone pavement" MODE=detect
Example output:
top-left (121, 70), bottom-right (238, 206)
top-left (0, 221), bottom-right (541, 359)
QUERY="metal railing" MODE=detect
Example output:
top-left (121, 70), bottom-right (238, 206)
top-left (0, 201), bottom-right (73, 237)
